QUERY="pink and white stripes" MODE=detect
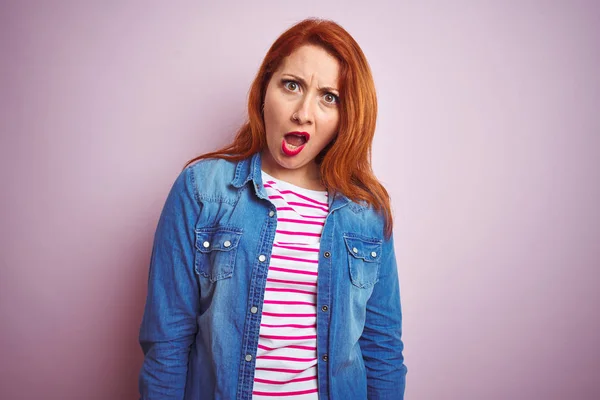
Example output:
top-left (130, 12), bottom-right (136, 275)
top-left (252, 172), bottom-right (328, 399)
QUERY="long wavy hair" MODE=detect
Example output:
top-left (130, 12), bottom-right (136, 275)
top-left (186, 18), bottom-right (393, 236)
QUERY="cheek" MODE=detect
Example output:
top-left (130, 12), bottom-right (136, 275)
top-left (263, 94), bottom-right (284, 132)
top-left (321, 113), bottom-right (340, 138)
top-left (263, 105), bottom-right (277, 135)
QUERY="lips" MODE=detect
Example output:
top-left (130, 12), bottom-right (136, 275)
top-left (282, 131), bottom-right (310, 156)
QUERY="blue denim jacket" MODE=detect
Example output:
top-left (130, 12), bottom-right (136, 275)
top-left (139, 153), bottom-right (407, 399)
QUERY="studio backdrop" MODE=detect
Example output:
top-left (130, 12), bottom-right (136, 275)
top-left (1, 1), bottom-right (599, 399)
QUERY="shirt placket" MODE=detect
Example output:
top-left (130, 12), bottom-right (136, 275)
top-left (315, 193), bottom-right (349, 400)
top-left (236, 182), bottom-right (278, 400)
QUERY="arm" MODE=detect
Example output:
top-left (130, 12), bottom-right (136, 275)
top-left (359, 234), bottom-right (407, 399)
top-left (138, 167), bottom-right (201, 399)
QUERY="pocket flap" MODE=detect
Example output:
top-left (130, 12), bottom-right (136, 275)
top-left (195, 227), bottom-right (242, 253)
top-left (343, 236), bottom-right (382, 262)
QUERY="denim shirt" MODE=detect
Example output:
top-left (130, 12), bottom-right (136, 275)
top-left (139, 153), bottom-right (407, 399)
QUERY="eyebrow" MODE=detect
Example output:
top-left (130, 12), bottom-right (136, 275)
top-left (281, 73), bottom-right (339, 94)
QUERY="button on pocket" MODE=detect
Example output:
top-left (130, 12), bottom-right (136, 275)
top-left (195, 226), bottom-right (243, 282)
top-left (343, 235), bottom-right (382, 288)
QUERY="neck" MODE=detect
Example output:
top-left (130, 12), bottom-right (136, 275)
top-left (260, 151), bottom-right (325, 191)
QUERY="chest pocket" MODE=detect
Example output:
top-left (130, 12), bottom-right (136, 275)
top-left (344, 235), bottom-right (382, 289)
top-left (195, 226), bottom-right (243, 282)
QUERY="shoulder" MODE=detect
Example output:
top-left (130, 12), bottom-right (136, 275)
top-left (185, 157), bottom-right (237, 183)
top-left (347, 198), bottom-right (385, 224)
top-left (181, 157), bottom-right (241, 204)
top-left (337, 199), bottom-right (387, 241)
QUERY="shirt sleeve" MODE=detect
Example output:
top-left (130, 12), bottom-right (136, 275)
top-left (358, 233), bottom-right (407, 399)
top-left (138, 167), bottom-right (201, 399)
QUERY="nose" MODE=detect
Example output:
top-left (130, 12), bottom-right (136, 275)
top-left (291, 95), bottom-right (314, 125)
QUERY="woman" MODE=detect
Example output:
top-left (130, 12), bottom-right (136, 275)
top-left (139, 18), bottom-right (407, 399)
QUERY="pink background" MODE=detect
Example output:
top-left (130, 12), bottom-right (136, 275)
top-left (1, 1), bottom-right (599, 399)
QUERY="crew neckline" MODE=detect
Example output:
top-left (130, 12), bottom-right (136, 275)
top-left (261, 170), bottom-right (328, 196)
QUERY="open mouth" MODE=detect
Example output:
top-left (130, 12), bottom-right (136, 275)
top-left (282, 131), bottom-right (310, 156)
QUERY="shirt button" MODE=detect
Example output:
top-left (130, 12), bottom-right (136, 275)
top-left (371, 251), bottom-right (377, 257)
top-left (245, 354), bottom-right (252, 362)
top-left (250, 306), bottom-right (258, 314)
top-left (321, 305), bottom-right (329, 312)
top-left (203, 241), bottom-right (210, 248)
top-left (269, 210), bottom-right (275, 217)
top-left (324, 251), bottom-right (331, 258)
top-left (322, 354), bottom-right (328, 362)
top-left (223, 240), bottom-right (232, 248)
top-left (352, 247), bottom-right (358, 254)
top-left (258, 255), bottom-right (266, 262)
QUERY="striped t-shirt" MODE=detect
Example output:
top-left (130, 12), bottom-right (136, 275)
top-left (252, 171), bottom-right (329, 399)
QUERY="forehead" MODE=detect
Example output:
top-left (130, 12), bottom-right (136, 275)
top-left (277, 44), bottom-right (340, 86)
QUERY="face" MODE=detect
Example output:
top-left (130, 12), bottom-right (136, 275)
top-left (261, 44), bottom-right (341, 188)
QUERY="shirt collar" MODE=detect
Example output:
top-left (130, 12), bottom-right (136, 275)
top-left (231, 152), bottom-right (262, 189)
top-left (231, 152), bottom-right (356, 211)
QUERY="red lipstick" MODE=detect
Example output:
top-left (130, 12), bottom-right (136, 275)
top-left (281, 131), bottom-right (310, 156)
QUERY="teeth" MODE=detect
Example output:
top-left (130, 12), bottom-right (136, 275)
top-left (284, 140), bottom-right (302, 149)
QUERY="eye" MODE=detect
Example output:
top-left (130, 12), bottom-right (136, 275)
top-left (323, 93), bottom-right (339, 105)
top-left (283, 80), bottom-right (300, 92)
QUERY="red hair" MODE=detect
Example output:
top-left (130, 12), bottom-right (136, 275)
top-left (186, 18), bottom-right (393, 237)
